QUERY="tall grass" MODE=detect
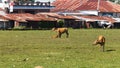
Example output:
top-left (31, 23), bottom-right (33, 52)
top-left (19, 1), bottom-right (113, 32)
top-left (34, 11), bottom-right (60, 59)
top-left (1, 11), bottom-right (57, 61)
top-left (0, 29), bottom-right (120, 68)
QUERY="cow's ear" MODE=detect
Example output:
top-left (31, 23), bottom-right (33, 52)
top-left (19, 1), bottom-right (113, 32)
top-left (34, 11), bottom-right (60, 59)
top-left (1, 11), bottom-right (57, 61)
top-left (52, 28), bottom-right (55, 31)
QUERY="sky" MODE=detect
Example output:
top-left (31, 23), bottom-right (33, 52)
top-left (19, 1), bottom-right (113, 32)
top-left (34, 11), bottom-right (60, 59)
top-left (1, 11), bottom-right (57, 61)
top-left (35, 0), bottom-right (55, 2)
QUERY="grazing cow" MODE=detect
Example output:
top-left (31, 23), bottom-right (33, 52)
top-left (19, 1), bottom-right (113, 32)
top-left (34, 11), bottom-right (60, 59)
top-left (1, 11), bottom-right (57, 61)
top-left (34, 66), bottom-right (43, 68)
top-left (52, 35), bottom-right (58, 38)
top-left (93, 35), bottom-right (105, 52)
top-left (52, 27), bottom-right (69, 38)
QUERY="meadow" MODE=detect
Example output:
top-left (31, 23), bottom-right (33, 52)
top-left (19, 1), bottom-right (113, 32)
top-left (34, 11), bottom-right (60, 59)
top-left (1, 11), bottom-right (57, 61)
top-left (0, 29), bottom-right (120, 68)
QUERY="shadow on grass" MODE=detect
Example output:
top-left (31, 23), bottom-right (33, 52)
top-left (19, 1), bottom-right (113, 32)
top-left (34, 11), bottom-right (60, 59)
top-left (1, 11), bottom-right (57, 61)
top-left (106, 49), bottom-right (116, 52)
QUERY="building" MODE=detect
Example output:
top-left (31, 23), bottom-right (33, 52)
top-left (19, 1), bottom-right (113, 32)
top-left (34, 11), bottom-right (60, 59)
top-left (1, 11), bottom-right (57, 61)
top-left (52, 0), bottom-right (120, 16)
top-left (52, 0), bottom-right (120, 28)
top-left (0, 0), bottom-right (55, 14)
top-left (13, 1), bottom-right (55, 14)
top-left (0, 0), bottom-right (56, 29)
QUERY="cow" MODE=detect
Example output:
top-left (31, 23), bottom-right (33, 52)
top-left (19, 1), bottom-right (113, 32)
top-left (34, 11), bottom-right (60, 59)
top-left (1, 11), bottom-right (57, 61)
top-left (52, 27), bottom-right (69, 38)
top-left (93, 35), bottom-right (105, 52)
top-left (34, 66), bottom-right (43, 68)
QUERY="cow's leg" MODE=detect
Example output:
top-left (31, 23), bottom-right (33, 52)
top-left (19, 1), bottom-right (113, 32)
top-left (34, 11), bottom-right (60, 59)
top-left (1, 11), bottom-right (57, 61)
top-left (100, 44), bottom-right (105, 52)
top-left (58, 32), bottom-right (62, 38)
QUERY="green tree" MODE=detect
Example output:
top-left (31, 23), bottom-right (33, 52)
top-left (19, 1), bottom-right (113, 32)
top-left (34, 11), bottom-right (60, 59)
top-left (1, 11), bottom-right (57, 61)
top-left (109, 0), bottom-right (115, 2)
top-left (109, 0), bottom-right (120, 4)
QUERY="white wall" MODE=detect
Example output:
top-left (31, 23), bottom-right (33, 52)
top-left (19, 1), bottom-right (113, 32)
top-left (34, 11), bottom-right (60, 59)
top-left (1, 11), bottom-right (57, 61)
top-left (79, 10), bottom-right (98, 15)
top-left (0, 11), bottom-right (6, 16)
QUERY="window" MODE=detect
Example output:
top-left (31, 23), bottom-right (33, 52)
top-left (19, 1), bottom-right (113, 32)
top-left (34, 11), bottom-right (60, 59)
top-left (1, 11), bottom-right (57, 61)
top-left (102, 13), bottom-right (113, 17)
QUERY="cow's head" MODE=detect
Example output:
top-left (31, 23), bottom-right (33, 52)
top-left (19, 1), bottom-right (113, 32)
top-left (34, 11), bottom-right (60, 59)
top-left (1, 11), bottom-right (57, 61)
top-left (52, 27), bottom-right (57, 31)
top-left (93, 40), bottom-right (99, 45)
top-left (52, 35), bottom-right (58, 38)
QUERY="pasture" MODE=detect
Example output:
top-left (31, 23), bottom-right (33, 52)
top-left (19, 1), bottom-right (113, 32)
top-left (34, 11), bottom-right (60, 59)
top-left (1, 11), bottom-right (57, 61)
top-left (0, 29), bottom-right (120, 68)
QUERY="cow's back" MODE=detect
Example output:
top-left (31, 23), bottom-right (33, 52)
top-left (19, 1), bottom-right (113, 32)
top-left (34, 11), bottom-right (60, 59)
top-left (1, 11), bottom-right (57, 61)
top-left (58, 28), bottom-right (68, 33)
top-left (98, 35), bottom-right (105, 44)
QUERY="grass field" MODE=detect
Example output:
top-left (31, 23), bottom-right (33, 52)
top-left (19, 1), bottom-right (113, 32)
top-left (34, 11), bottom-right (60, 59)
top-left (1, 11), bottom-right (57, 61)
top-left (0, 29), bottom-right (120, 68)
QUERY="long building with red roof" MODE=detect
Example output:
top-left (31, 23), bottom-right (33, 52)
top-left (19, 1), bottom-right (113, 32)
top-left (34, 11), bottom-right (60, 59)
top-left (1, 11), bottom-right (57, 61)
top-left (52, 0), bottom-right (120, 21)
top-left (51, 0), bottom-right (120, 28)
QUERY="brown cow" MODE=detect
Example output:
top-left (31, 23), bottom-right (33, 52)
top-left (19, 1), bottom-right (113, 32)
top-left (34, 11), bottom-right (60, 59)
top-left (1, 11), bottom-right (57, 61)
top-left (93, 35), bottom-right (105, 52)
top-left (52, 27), bottom-right (69, 38)
top-left (34, 66), bottom-right (43, 68)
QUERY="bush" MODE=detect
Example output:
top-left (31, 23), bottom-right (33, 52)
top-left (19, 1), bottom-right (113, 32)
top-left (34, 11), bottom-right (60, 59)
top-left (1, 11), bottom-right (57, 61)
top-left (13, 26), bottom-right (26, 30)
top-left (39, 22), bottom-right (56, 29)
top-left (57, 19), bottom-right (64, 27)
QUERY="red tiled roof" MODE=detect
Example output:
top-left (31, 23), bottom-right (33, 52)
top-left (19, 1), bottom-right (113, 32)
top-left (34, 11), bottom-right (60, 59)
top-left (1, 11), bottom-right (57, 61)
top-left (52, 0), bottom-right (120, 12)
top-left (36, 13), bottom-right (77, 19)
top-left (3, 14), bottom-right (26, 22)
top-left (52, 0), bottom-right (68, 12)
top-left (52, 0), bottom-right (88, 12)
top-left (1, 13), bottom-right (77, 22)
top-left (0, 15), bottom-right (8, 21)
top-left (76, 0), bottom-right (120, 12)
top-left (35, 13), bottom-right (57, 21)
top-left (3, 13), bottom-right (57, 22)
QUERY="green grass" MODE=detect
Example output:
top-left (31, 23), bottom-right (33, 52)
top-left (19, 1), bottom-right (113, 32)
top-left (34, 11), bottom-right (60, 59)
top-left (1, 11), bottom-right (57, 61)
top-left (0, 29), bottom-right (120, 68)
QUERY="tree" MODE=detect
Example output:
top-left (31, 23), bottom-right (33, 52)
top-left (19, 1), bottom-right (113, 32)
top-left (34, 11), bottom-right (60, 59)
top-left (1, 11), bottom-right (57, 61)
top-left (109, 0), bottom-right (115, 2)
top-left (109, 0), bottom-right (120, 4)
